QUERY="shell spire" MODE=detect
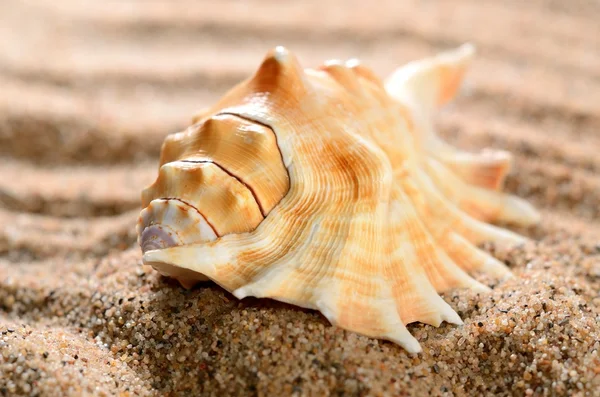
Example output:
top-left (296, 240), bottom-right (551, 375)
top-left (138, 45), bottom-right (540, 353)
top-left (255, 46), bottom-right (305, 83)
top-left (231, 46), bottom-right (309, 111)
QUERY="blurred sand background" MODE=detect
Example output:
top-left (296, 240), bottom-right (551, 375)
top-left (0, 0), bottom-right (599, 395)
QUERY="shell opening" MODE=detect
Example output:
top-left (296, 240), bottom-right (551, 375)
top-left (140, 224), bottom-right (182, 253)
top-left (137, 198), bottom-right (218, 279)
top-left (137, 198), bottom-right (218, 286)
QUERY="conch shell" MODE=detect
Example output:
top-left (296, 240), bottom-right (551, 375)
top-left (137, 44), bottom-right (539, 352)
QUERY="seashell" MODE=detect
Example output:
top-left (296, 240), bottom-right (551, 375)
top-left (137, 44), bottom-right (540, 352)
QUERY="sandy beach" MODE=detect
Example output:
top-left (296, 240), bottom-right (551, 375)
top-left (1, 0), bottom-right (599, 395)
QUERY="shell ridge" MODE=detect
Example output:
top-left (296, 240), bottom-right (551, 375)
top-left (434, 148), bottom-right (512, 191)
top-left (180, 159), bottom-right (267, 217)
top-left (446, 232), bottom-right (511, 278)
top-left (314, 279), bottom-right (422, 353)
top-left (214, 105), bottom-right (297, 169)
top-left (151, 197), bottom-right (219, 237)
top-left (214, 110), bottom-right (291, 206)
top-left (425, 157), bottom-right (540, 225)
top-left (409, 167), bottom-right (526, 245)
top-left (390, 183), bottom-right (481, 293)
top-left (143, 233), bottom-right (256, 292)
top-left (317, 62), bottom-right (364, 94)
top-left (385, 43), bottom-right (475, 114)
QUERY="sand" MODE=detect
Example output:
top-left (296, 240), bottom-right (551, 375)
top-left (1, 0), bottom-right (599, 395)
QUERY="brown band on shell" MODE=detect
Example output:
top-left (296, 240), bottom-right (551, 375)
top-left (215, 111), bottom-right (290, 215)
top-left (179, 160), bottom-right (266, 218)
top-left (159, 197), bottom-right (219, 237)
top-left (141, 161), bottom-right (264, 236)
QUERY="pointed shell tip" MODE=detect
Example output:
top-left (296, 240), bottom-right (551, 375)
top-left (142, 249), bottom-right (166, 266)
top-left (273, 46), bottom-right (290, 62)
top-left (345, 58), bottom-right (360, 68)
top-left (232, 287), bottom-right (250, 300)
top-left (402, 337), bottom-right (423, 354)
